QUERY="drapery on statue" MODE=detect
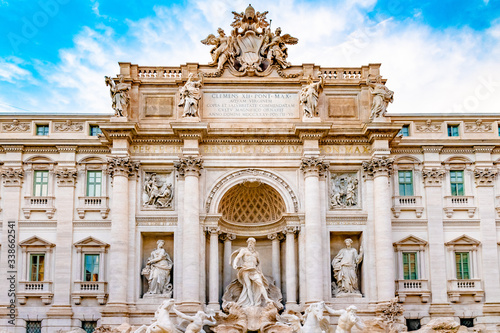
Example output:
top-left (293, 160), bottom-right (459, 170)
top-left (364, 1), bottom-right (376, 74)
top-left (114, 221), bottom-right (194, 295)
top-left (173, 307), bottom-right (216, 333)
top-left (143, 173), bottom-right (173, 208)
top-left (231, 237), bottom-right (273, 307)
top-left (262, 27), bottom-right (298, 69)
top-left (142, 240), bottom-right (173, 296)
top-left (201, 28), bottom-right (235, 70)
top-left (332, 238), bottom-right (363, 295)
top-left (104, 75), bottom-right (130, 117)
top-left (366, 74), bottom-right (394, 120)
top-left (299, 73), bottom-right (325, 118)
top-left (178, 73), bottom-right (203, 117)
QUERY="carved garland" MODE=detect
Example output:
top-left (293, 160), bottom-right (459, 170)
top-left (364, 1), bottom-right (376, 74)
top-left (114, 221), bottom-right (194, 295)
top-left (205, 169), bottom-right (299, 213)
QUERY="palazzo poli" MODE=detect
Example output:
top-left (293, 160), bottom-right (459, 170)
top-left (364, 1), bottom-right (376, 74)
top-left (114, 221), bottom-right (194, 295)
top-left (2, 5), bottom-right (500, 333)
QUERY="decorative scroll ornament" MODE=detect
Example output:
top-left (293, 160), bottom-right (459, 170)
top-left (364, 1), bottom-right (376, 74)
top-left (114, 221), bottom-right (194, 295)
top-left (474, 168), bottom-right (497, 186)
top-left (178, 73), bottom-right (203, 117)
top-left (174, 156), bottom-right (203, 177)
top-left (300, 73), bottom-right (325, 118)
top-left (201, 5), bottom-right (298, 77)
top-left (104, 75), bottom-right (130, 117)
top-left (143, 172), bottom-right (174, 208)
top-left (54, 167), bottom-right (77, 186)
top-left (54, 120), bottom-right (84, 132)
top-left (422, 168), bottom-right (445, 186)
top-left (1, 167), bottom-right (24, 186)
top-left (465, 119), bottom-right (492, 133)
top-left (2, 119), bottom-right (30, 132)
top-left (107, 157), bottom-right (140, 177)
top-left (362, 156), bottom-right (394, 177)
top-left (366, 75), bottom-right (394, 120)
top-left (415, 119), bottom-right (441, 133)
top-left (300, 157), bottom-right (330, 177)
top-left (330, 173), bottom-right (358, 209)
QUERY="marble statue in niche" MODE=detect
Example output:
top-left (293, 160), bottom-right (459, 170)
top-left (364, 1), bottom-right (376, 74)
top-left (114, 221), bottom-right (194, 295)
top-left (330, 173), bottom-right (358, 208)
top-left (104, 75), bottom-right (130, 117)
top-left (178, 73), bottom-right (203, 117)
top-left (299, 73), bottom-right (325, 118)
top-left (332, 238), bottom-right (363, 296)
top-left (366, 74), bottom-right (394, 120)
top-left (142, 240), bottom-right (173, 297)
top-left (143, 172), bottom-right (173, 208)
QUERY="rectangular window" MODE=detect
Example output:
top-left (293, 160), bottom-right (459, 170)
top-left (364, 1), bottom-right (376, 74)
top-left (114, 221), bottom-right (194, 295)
top-left (450, 170), bottom-right (464, 196)
top-left (36, 124), bottom-right (49, 136)
top-left (82, 321), bottom-right (98, 333)
top-left (33, 170), bottom-right (49, 196)
top-left (456, 252), bottom-right (470, 279)
top-left (398, 170), bottom-right (414, 196)
top-left (447, 124), bottom-right (459, 137)
top-left (89, 125), bottom-right (102, 136)
top-left (86, 170), bottom-right (102, 197)
top-left (30, 254), bottom-right (45, 281)
top-left (84, 254), bottom-right (100, 281)
top-left (399, 125), bottom-right (410, 137)
top-left (26, 321), bottom-right (42, 333)
top-left (403, 252), bottom-right (418, 280)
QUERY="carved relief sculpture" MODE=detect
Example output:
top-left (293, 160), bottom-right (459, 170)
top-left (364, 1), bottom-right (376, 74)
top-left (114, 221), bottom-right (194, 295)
top-left (330, 173), bottom-right (358, 208)
top-left (178, 73), bottom-right (203, 117)
top-left (299, 73), bottom-right (325, 118)
top-left (2, 119), bottom-right (30, 132)
top-left (465, 119), bottom-right (492, 132)
top-left (366, 74), bottom-right (394, 120)
top-left (143, 172), bottom-right (173, 208)
top-left (54, 120), bottom-right (84, 132)
top-left (201, 5), bottom-right (298, 77)
top-left (332, 238), bottom-right (363, 295)
top-left (141, 240), bottom-right (173, 297)
top-left (105, 75), bottom-right (130, 117)
top-left (415, 119), bottom-right (441, 133)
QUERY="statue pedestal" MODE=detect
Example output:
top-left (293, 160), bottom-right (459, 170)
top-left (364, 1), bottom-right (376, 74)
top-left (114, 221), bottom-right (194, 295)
top-left (335, 292), bottom-right (363, 299)
top-left (181, 116), bottom-right (201, 122)
top-left (302, 116), bottom-right (321, 122)
top-left (110, 116), bottom-right (129, 122)
top-left (141, 294), bottom-right (173, 302)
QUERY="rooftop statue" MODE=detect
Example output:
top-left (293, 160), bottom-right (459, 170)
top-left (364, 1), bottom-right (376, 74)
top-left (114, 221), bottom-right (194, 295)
top-left (299, 73), bottom-right (325, 118)
top-left (367, 74), bottom-right (394, 120)
top-left (178, 73), bottom-right (203, 117)
top-left (105, 75), bottom-right (130, 117)
top-left (201, 5), bottom-right (298, 77)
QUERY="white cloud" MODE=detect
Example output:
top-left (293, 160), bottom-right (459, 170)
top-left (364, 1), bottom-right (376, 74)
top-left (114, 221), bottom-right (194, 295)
top-left (0, 57), bottom-right (34, 84)
top-left (1, 0), bottom-right (500, 114)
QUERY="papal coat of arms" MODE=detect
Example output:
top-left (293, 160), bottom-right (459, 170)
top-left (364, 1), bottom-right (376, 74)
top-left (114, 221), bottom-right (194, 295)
top-left (201, 4), bottom-right (298, 77)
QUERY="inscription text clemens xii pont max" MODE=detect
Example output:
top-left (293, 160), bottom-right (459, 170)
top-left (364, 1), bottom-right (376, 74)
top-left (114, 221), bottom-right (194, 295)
top-left (204, 92), bottom-right (298, 118)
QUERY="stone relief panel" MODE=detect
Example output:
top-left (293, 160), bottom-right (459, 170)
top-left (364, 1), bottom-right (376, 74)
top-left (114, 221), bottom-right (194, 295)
top-left (328, 96), bottom-right (358, 119)
top-left (329, 172), bottom-right (359, 209)
top-left (54, 120), bottom-right (84, 132)
top-left (2, 119), bottom-right (30, 132)
top-left (142, 171), bottom-right (174, 209)
top-left (465, 119), bottom-right (492, 132)
top-left (144, 95), bottom-right (174, 117)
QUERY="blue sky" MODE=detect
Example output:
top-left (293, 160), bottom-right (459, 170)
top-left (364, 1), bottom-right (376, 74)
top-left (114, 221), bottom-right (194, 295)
top-left (0, 0), bottom-right (499, 114)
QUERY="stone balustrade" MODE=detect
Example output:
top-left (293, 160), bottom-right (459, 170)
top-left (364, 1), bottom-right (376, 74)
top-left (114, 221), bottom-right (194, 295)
top-left (77, 196), bottom-right (110, 219)
top-left (22, 196), bottom-right (56, 219)
top-left (448, 278), bottom-right (484, 303)
top-left (443, 196), bottom-right (476, 218)
top-left (18, 281), bottom-right (53, 305)
top-left (72, 281), bottom-right (108, 305)
top-left (392, 195), bottom-right (424, 218)
top-left (395, 279), bottom-right (431, 303)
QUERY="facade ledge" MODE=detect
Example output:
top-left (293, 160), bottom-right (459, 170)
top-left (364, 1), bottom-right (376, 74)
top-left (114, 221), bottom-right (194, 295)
top-left (447, 279), bottom-right (484, 303)
top-left (496, 195), bottom-right (500, 218)
top-left (443, 196), bottom-right (476, 218)
top-left (72, 281), bottom-right (108, 305)
top-left (395, 279), bottom-right (431, 303)
top-left (392, 196), bottom-right (424, 218)
top-left (77, 196), bottom-right (110, 219)
top-left (18, 281), bottom-right (53, 305)
top-left (23, 196), bottom-right (56, 219)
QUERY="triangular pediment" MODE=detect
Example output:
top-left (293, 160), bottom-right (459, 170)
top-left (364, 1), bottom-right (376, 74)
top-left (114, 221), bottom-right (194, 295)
top-left (445, 234), bottom-right (480, 246)
top-left (393, 235), bottom-right (427, 247)
top-left (74, 236), bottom-right (109, 248)
top-left (19, 235), bottom-right (55, 248)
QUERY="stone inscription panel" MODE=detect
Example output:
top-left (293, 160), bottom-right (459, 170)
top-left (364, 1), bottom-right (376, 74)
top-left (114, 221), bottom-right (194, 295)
top-left (203, 92), bottom-right (299, 118)
top-left (328, 96), bottom-right (358, 118)
top-left (144, 96), bottom-right (174, 117)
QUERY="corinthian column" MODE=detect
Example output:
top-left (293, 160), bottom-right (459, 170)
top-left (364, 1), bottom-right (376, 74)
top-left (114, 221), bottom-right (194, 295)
top-left (268, 233), bottom-right (283, 288)
top-left (284, 226), bottom-right (298, 306)
top-left (107, 157), bottom-right (139, 307)
top-left (474, 168), bottom-right (500, 302)
top-left (175, 156), bottom-right (203, 307)
top-left (207, 226), bottom-right (220, 309)
top-left (362, 156), bottom-right (394, 302)
top-left (301, 157), bottom-right (329, 303)
top-left (220, 233), bottom-right (235, 289)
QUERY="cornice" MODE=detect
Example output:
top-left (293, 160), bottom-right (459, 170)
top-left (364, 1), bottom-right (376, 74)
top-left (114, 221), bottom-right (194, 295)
top-left (56, 146), bottom-right (78, 153)
top-left (440, 147), bottom-right (474, 154)
top-left (170, 122), bottom-right (208, 141)
top-left (132, 138), bottom-right (183, 144)
top-left (77, 146), bottom-right (111, 154)
top-left (136, 216), bottom-right (178, 226)
top-left (3, 145), bottom-right (24, 152)
top-left (294, 123), bottom-right (331, 142)
top-left (391, 148), bottom-right (423, 154)
top-left (23, 146), bottom-right (58, 154)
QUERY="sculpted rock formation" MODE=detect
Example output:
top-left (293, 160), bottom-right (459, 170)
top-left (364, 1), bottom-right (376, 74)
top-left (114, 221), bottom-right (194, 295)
top-left (142, 240), bottom-right (173, 297)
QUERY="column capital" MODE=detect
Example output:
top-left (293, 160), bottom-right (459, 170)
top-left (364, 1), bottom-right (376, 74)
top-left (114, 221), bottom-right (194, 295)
top-left (283, 225), bottom-right (300, 234)
top-left (422, 168), bottom-right (445, 186)
top-left (1, 167), bottom-right (24, 187)
top-left (362, 156), bottom-right (393, 177)
top-left (175, 156), bottom-right (203, 177)
top-left (205, 226), bottom-right (220, 234)
top-left (268, 233), bottom-right (285, 241)
top-left (219, 233), bottom-right (236, 242)
top-left (55, 167), bottom-right (78, 187)
top-left (474, 167), bottom-right (497, 186)
top-left (107, 156), bottom-right (140, 178)
top-left (300, 157), bottom-right (329, 177)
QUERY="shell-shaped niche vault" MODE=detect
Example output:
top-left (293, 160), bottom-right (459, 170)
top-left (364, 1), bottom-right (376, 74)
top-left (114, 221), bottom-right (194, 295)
top-left (218, 181), bottom-right (286, 225)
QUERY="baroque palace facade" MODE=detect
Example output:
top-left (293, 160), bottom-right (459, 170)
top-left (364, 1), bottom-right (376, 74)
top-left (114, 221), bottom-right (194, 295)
top-left (2, 5), bottom-right (500, 333)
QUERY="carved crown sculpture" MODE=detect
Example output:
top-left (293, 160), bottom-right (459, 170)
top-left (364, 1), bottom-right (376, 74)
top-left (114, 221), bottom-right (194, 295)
top-left (201, 4), bottom-right (299, 77)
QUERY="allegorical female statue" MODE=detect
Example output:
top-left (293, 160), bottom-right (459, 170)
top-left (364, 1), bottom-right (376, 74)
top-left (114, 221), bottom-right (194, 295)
top-left (299, 73), bottom-right (325, 118)
top-left (178, 73), bottom-right (203, 117)
top-left (104, 75), bottom-right (130, 117)
top-left (231, 237), bottom-right (273, 307)
top-left (332, 238), bottom-right (363, 295)
top-left (142, 240), bottom-right (173, 296)
top-left (366, 74), bottom-right (394, 120)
